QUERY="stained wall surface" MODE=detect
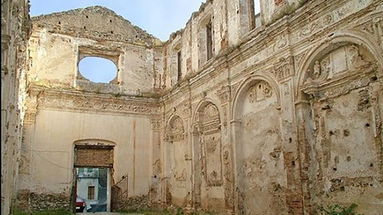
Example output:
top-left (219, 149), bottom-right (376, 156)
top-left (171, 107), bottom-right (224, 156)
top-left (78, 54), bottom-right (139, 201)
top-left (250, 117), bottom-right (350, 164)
top-left (1, 0), bottom-right (31, 214)
top-left (9, 0), bottom-right (383, 214)
top-left (19, 107), bottom-right (154, 210)
top-left (28, 6), bottom-right (162, 95)
top-left (16, 6), bottom-right (162, 212)
top-left (159, 0), bottom-right (383, 214)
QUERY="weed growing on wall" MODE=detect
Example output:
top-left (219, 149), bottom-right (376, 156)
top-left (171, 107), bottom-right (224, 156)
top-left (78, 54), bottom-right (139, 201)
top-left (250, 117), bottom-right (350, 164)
top-left (319, 203), bottom-right (363, 215)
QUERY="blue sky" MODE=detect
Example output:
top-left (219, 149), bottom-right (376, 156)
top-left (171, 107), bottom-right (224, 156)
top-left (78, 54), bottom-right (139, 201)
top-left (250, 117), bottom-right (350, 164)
top-left (78, 57), bottom-right (117, 83)
top-left (30, 0), bottom-right (205, 41)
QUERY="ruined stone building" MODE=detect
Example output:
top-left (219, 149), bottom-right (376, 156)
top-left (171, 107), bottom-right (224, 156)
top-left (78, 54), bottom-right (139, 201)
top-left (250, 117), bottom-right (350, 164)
top-left (1, 0), bottom-right (383, 214)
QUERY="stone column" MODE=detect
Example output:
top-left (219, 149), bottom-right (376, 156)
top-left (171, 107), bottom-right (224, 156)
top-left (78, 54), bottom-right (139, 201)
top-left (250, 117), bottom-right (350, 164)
top-left (149, 116), bottom-right (162, 206)
top-left (279, 80), bottom-right (306, 215)
top-left (295, 97), bottom-right (313, 215)
top-left (190, 124), bottom-right (201, 209)
top-left (229, 119), bottom-right (241, 214)
top-left (217, 85), bottom-right (234, 214)
top-left (160, 138), bottom-right (171, 207)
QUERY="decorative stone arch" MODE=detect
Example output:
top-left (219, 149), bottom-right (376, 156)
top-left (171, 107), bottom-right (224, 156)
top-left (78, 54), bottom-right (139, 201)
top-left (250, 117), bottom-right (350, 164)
top-left (294, 30), bottom-right (383, 214)
top-left (231, 73), bottom-right (281, 121)
top-left (191, 99), bottom-right (230, 212)
top-left (163, 114), bottom-right (191, 207)
top-left (192, 98), bottom-right (223, 125)
top-left (230, 74), bottom-right (287, 214)
top-left (164, 114), bottom-right (186, 142)
top-left (193, 101), bottom-right (222, 161)
top-left (295, 30), bottom-right (383, 99)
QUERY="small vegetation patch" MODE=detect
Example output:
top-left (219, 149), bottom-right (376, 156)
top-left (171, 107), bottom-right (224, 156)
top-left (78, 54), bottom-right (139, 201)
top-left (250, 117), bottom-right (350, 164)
top-left (319, 203), bottom-right (363, 215)
top-left (117, 208), bottom-right (217, 215)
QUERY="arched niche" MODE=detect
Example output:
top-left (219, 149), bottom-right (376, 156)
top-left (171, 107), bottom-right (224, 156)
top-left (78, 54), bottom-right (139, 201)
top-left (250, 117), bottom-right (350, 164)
top-left (232, 77), bottom-right (287, 215)
top-left (296, 30), bottom-right (383, 99)
top-left (164, 115), bottom-right (190, 207)
top-left (192, 101), bottom-right (225, 211)
top-left (296, 33), bottom-right (383, 213)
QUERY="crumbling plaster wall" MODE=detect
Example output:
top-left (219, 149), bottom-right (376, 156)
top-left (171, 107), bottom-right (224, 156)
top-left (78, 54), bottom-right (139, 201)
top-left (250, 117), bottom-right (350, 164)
top-left (1, 0), bottom-right (31, 214)
top-left (16, 0), bottom-right (383, 214)
top-left (17, 6), bottom-right (164, 212)
top-left (158, 0), bottom-right (383, 214)
top-left (19, 110), bottom-right (153, 203)
top-left (28, 6), bottom-right (163, 95)
top-left (18, 87), bottom-right (161, 211)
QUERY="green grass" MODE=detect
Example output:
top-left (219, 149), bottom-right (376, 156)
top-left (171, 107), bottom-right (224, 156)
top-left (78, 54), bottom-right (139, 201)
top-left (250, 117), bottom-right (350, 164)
top-left (117, 208), bottom-right (217, 215)
top-left (117, 208), bottom-right (172, 215)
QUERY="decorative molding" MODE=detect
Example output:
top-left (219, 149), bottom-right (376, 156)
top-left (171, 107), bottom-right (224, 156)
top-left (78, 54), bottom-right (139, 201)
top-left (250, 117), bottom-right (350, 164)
top-left (150, 117), bottom-right (162, 131)
top-left (298, 0), bottom-right (372, 40)
top-left (248, 81), bottom-right (273, 103)
top-left (216, 85), bottom-right (231, 104)
top-left (165, 116), bottom-right (185, 142)
top-left (304, 44), bottom-right (373, 85)
top-left (294, 50), bottom-right (309, 71)
top-left (26, 87), bottom-right (160, 116)
top-left (355, 16), bottom-right (383, 36)
top-left (271, 56), bottom-right (294, 81)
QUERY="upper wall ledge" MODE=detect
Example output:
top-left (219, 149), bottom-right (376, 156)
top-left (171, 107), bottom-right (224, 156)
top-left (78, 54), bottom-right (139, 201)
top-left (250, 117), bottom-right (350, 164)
top-left (32, 6), bottom-right (162, 47)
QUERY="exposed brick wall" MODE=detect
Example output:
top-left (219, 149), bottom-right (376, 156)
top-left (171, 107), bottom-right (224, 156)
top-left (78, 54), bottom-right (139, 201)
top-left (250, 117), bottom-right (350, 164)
top-left (16, 190), bottom-right (71, 212)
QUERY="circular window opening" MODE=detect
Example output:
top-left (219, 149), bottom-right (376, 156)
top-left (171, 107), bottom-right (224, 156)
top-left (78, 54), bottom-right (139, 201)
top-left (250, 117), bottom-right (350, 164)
top-left (79, 57), bottom-right (117, 83)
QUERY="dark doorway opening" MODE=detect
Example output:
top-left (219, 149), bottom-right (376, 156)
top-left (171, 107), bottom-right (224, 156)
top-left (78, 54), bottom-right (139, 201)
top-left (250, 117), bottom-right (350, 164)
top-left (75, 167), bottom-right (109, 213)
top-left (72, 142), bottom-right (114, 213)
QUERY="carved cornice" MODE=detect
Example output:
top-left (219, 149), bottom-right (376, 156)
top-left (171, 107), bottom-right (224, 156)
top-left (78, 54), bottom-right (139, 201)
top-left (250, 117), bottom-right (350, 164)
top-left (26, 87), bottom-right (160, 116)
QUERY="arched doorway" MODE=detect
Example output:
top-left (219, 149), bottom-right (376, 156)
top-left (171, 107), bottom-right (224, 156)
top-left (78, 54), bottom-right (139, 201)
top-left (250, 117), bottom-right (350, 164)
top-left (73, 139), bottom-right (115, 213)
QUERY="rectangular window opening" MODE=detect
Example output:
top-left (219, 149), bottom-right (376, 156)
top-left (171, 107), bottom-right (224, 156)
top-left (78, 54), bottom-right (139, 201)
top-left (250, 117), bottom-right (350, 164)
top-left (249, 0), bottom-right (261, 29)
top-left (88, 186), bottom-right (95, 200)
top-left (254, 0), bottom-right (261, 14)
top-left (206, 22), bottom-right (213, 61)
top-left (177, 50), bottom-right (182, 82)
top-left (253, 0), bottom-right (261, 28)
